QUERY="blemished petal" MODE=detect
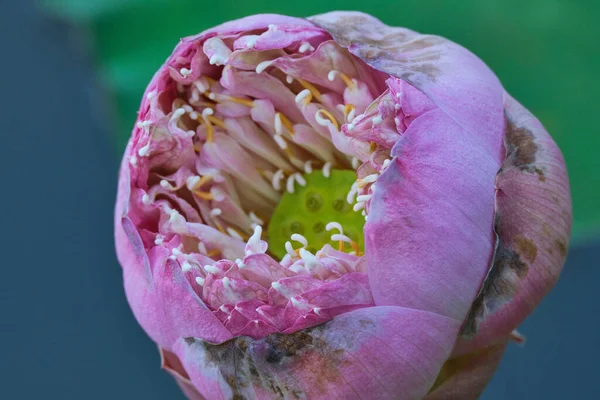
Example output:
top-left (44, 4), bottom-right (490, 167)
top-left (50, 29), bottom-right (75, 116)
top-left (309, 11), bottom-right (506, 145)
top-left (457, 93), bottom-right (572, 347)
top-left (173, 306), bottom-right (461, 400)
top-left (160, 347), bottom-right (205, 400)
top-left (364, 108), bottom-right (500, 320)
top-left (310, 11), bottom-right (507, 323)
top-left (425, 342), bottom-right (508, 400)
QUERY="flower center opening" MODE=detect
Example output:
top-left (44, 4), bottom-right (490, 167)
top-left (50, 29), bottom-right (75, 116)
top-left (267, 168), bottom-right (365, 260)
top-left (129, 24), bottom-right (405, 338)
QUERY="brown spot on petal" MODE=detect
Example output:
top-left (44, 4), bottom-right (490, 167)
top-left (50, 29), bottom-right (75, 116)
top-left (514, 235), bottom-right (538, 263)
top-left (461, 238), bottom-right (529, 337)
top-left (504, 115), bottom-right (545, 181)
top-left (555, 239), bottom-right (567, 257)
top-left (185, 321), bottom-right (354, 398)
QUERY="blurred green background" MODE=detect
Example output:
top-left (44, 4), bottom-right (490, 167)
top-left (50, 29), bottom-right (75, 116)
top-left (42, 0), bottom-right (599, 240)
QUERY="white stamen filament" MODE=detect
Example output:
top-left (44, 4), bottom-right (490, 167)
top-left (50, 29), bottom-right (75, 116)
top-left (303, 160), bottom-right (313, 174)
top-left (295, 89), bottom-right (312, 105)
top-left (202, 108), bottom-right (214, 120)
top-left (180, 67), bottom-right (192, 78)
top-left (272, 169), bottom-right (284, 191)
top-left (359, 174), bottom-right (378, 185)
top-left (285, 241), bottom-right (297, 257)
top-left (326, 222), bottom-right (344, 234)
top-left (246, 225), bottom-right (263, 255)
top-left (299, 42), bottom-right (314, 53)
top-left (246, 36), bottom-right (258, 48)
top-left (256, 60), bottom-right (274, 74)
top-left (315, 110), bottom-right (333, 127)
top-left (346, 182), bottom-right (358, 204)
top-left (186, 175), bottom-right (201, 190)
top-left (330, 233), bottom-right (353, 244)
top-left (347, 108), bottom-right (356, 123)
top-left (274, 113), bottom-right (283, 134)
top-left (160, 179), bottom-right (174, 190)
top-left (286, 174), bottom-right (296, 193)
top-left (227, 227), bottom-right (243, 240)
top-left (209, 54), bottom-right (229, 66)
top-left (322, 161), bottom-right (332, 178)
top-left (290, 233), bottom-right (308, 247)
top-left (170, 108), bottom-right (186, 124)
top-left (353, 201), bottom-right (366, 212)
top-left (293, 173), bottom-right (306, 187)
top-left (138, 143), bottom-right (150, 157)
top-left (181, 261), bottom-right (193, 272)
top-left (273, 134), bottom-right (287, 150)
top-left (203, 264), bottom-right (220, 274)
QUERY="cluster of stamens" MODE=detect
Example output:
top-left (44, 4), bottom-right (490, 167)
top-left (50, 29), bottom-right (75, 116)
top-left (129, 24), bottom-right (402, 337)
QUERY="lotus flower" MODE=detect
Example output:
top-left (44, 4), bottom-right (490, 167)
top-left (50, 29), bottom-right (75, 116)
top-left (114, 12), bottom-right (572, 399)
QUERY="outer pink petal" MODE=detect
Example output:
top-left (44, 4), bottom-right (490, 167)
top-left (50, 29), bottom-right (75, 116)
top-left (364, 108), bottom-right (501, 320)
top-left (309, 11), bottom-right (505, 144)
top-left (425, 342), bottom-right (508, 400)
top-left (457, 93), bottom-right (572, 348)
top-left (115, 155), bottom-right (233, 351)
top-left (173, 306), bottom-right (460, 400)
top-left (160, 347), bottom-right (205, 400)
top-left (310, 11), bottom-right (506, 323)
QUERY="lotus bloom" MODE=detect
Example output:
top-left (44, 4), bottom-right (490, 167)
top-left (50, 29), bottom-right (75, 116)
top-left (115, 11), bottom-right (571, 399)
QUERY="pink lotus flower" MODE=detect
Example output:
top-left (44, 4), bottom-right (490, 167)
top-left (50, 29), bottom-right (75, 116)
top-left (115, 12), bottom-right (572, 399)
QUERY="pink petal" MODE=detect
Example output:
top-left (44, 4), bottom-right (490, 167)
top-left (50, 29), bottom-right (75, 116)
top-left (425, 342), bottom-right (508, 400)
top-left (457, 93), bottom-right (572, 347)
top-left (173, 306), bottom-right (460, 399)
top-left (365, 108), bottom-right (501, 320)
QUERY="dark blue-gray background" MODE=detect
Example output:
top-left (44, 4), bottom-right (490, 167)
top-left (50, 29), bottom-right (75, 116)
top-left (1, 1), bottom-right (597, 398)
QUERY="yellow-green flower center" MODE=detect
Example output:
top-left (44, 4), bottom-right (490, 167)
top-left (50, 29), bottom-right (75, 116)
top-left (267, 169), bottom-right (365, 259)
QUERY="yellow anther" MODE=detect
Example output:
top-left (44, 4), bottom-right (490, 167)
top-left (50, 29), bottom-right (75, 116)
top-left (369, 142), bottom-right (377, 152)
top-left (194, 191), bottom-right (214, 200)
top-left (207, 249), bottom-right (220, 258)
top-left (343, 104), bottom-right (355, 119)
top-left (278, 112), bottom-right (295, 135)
top-left (192, 175), bottom-right (213, 190)
top-left (315, 109), bottom-right (339, 131)
top-left (207, 115), bottom-right (226, 129)
top-left (209, 92), bottom-right (255, 108)
top-left (205, 121), bottom-right (214, 143)
top-left (297, 79), bottom-right (322, 103)
top-left (338, 72), bottom-right (356, 89)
